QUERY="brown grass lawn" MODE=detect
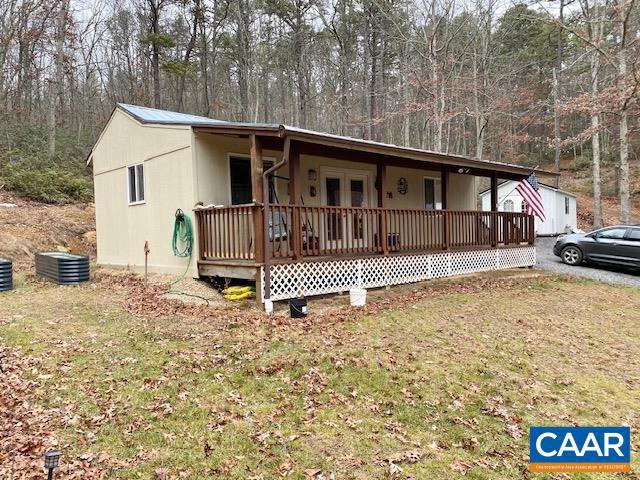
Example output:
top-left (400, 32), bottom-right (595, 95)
top-left (1, 270), bottom-right (639, 479)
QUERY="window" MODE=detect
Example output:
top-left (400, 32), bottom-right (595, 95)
top-left (596, 228), bottom-right (627, 240)
top-left (424, 177), bottom-right (442, 209)
top-left (521, 200), bottom-right (528, 213)
top-left (503, 199), bottom-right (514, 212)
top-left (229, 156), bottom-right (274, 205)
top-left (128, 164), bottom-right (144, 204)
top-left (565, 196), bottom-right (570, 214)
top-left (626, 228), bottom-right (640, 241)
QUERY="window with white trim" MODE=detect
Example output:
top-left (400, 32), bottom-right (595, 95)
top-left (128, 164), bottom-right (145, 204)
top-left (565, 196), bottom-right (570, 214)
top-left (521, 200), bottom-right (528, 213)
top-left (503, 199), bottom-right (514, 212)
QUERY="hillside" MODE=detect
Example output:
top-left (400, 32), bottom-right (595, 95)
top-left (0, 190), bottom-right (95, 269)
top-left (558, 158), bottom-right (640, 229)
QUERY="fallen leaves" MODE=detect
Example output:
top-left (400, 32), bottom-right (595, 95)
top-left (449, 458), bottom-right (473, 475)
top-left (482, 396), bottom-right (524, 440)
top-left (2, 270), bottom-right (638, 478)
top-left (0, 346), bottom-right (112, 479)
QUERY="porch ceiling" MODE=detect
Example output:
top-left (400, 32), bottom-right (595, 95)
top-left (193, 125), bottom-right (557, 181)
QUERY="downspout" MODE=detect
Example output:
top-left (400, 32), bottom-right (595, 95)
top-left (262, 134), bottom-right (291, 306)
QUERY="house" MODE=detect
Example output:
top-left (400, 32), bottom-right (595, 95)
top-left (480, 180), bottom-right (577, 236)
top-left (88, 104), bottom-right (556, 309)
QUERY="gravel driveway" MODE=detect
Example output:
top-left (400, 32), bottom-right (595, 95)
top-left (535, 236), bottom-right (640, 288)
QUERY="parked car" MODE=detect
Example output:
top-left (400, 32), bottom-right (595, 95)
top-left (553, 225), bottom-right (640, 269)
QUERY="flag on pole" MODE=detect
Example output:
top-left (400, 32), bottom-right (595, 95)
top-left (516, 172), bottom-right (546, 220)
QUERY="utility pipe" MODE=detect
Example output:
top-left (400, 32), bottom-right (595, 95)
top-left (262, 136), bottom-right (291, 305)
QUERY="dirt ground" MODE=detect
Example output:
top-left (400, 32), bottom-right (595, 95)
top-left (0, 191), bottom-right (96, 269)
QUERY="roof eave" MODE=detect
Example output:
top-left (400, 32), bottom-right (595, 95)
top-left (279, 126), bottom-right (552, 179)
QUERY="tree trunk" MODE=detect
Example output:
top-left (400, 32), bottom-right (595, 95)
top-left (236, 0), bottom-right (250, 120)
top-left (473, 54), bottom-right (486, 159)
top-left (48, 0), bottom-right (68, 158)
top-left (177, 0), bottom-right (200, 112)
top-left (149, 0), bottom-right (162, 109)
top-left (552, 67), bottom-right (561, 185)
top-left (617, 9), bottom-right (630, 223)
top-left (199, 9), bottom-right (209, 115)
top-left (591, 49), bottom-right (603, 229)
top-left (553, 0), bottom-right (564, 186)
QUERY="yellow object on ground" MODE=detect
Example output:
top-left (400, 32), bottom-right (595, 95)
top-left (224, 290), bottom-right (256, 301)
top-left (222, 286), bottom-right (255, 295)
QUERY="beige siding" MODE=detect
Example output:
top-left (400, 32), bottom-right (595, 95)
top-left (93, 110), bottom-right (196, 274)
top-left (193, 133), bottom-right (477, 210)
top-left (94, 124), bottom-right (480, 274)
top-left (193, 133), bottom-right (285, 205)
top-left (449, 173), bottom-right (477, 210)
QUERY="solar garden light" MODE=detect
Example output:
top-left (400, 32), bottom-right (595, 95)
top-left (43, 450), bottom-right (61, 480)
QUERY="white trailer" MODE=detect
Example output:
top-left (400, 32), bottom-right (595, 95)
top-left (480, 181), bottom-right (578, 236)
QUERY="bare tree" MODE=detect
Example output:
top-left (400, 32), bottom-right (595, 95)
top-left (613, 0), bottom-right (635, 223)
top-left (146, 0), bottom-right (168, 109)
top-left (48, 0), bottom-right (69, 158)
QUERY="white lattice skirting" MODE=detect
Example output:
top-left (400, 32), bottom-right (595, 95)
top-left (262, 246), bottom-right (536, 302)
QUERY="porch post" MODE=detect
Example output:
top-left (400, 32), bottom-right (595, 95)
top-left (250, 134), bottom-right (264, 263)
top-left (289, 143), bottom-right (302, 259)
top-left (377, 160), bottom-right (388, 254)
top-left (441, 167), bottom-right (449, 250)
top-left (490, 172), bottom-right (498, 247)
top-left (441, 168), bottom-right (449, 209)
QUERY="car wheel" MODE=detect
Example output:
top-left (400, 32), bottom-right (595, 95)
top-left (561, 246), bottom-right (583, 266)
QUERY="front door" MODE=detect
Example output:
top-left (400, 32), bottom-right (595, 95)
top-left (321, 169), bottom-right (370, 250)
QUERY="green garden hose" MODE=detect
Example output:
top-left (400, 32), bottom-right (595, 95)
top-left (168, 209), bottom-right (194, 287)
top-left (172, 209), bottom-right (193, 257)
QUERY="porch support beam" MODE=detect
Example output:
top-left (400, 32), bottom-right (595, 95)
top-left (250, 134), bottom-right (264, 264)
top-left (490, 172), bottom-right (498, 211)
top-left (377, 160), bottom-right (388, 254)
top-left (289, 143), bottom-right (302, 260)
top-left (490, 172), bottom-right (498, 247)
top-left (263, 136), bottom-right (292, 303)
top-left (441, 168), bottom-right (449, 209)
top-left (442, 167), bottom-right (450, 250)
top-left (376, 160), bottom-right (385, 208)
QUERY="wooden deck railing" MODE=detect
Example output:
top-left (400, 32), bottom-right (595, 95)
top-left (195, 204), bottom-right (260, 260)
top-left (195, 204), bottom-right (534, 262)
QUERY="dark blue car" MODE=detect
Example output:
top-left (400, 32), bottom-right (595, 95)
top-left (553, 226), bottom-right (640, 269)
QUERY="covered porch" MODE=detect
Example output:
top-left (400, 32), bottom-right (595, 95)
top-left (191, 126), bottom-right (544, 302)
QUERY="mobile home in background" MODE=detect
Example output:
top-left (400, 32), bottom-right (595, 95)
top-left (480, 181), bottom-right (577, 236)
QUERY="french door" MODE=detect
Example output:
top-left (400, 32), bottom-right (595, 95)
top-left (320, 169), bottom-right (370, 251)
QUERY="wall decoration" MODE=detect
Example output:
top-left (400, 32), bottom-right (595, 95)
top-left (308, 169), bottom-right (317, 181)
top-left (309, 185), bottom-right (316, 197)
top-left (397, 177), bottom-right (408, 195)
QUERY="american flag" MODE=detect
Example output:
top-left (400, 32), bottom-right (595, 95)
top-left (516, 173), bottom-right (546, 221)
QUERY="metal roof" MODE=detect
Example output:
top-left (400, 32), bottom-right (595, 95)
top-left (118, 103), bottom-right (228, 125)
top-left (479, 179), bottom-right (577, 197)
top-left (111, 104), bottom-right (556, 178)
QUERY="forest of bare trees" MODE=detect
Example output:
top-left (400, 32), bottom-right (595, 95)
top-left (0, 0), bottom-right (638, 225)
